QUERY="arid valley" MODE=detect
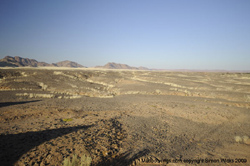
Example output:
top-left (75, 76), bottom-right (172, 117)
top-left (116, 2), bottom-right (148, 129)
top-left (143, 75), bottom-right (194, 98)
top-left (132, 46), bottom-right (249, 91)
top-left (0, 68), bottom-right (250, 166)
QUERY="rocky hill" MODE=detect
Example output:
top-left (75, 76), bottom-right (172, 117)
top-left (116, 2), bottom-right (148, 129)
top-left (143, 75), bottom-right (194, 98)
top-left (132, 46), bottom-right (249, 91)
top-left (0, 56), bottom-right (85, 68)
top-left (0, 56), bottom-right (52, 67)
top-left (96, 62), bottom-right (149, 70)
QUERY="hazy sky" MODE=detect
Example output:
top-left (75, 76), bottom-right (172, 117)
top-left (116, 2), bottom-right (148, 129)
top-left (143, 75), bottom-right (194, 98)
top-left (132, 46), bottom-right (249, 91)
top-left (0, 0), bottom-right (250, 70)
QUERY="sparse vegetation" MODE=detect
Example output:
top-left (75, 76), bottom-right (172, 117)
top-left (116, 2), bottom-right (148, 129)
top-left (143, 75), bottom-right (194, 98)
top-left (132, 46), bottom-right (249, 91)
top-left (63, 154), bottom-right (92, 166)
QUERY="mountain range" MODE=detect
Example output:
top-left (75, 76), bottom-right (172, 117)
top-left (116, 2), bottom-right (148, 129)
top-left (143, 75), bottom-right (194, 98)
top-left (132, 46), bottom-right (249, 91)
top-left (0, 56), bottom-right (149, 70)
top-left (1, 56), bottom-right (249, 72)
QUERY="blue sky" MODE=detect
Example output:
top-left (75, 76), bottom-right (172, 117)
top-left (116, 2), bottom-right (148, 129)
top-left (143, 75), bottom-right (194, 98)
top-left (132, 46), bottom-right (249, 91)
top-left (0, 0), bottom-right (250, 70)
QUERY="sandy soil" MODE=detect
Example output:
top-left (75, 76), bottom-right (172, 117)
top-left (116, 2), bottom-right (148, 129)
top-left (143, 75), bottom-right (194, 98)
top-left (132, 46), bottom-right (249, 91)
top-left (0, 68), bottom-right (250, 166)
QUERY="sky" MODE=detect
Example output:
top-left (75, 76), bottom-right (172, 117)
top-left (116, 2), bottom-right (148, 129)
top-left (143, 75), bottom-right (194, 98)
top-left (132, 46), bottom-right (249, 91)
top-left (0, 0), bottom-right (250, 70)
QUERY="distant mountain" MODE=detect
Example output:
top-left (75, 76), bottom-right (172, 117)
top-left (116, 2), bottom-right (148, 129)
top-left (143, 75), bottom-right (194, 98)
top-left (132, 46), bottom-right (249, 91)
top-left (95, 62), bottom-right (149, 70)
top-left (0, 56), bottom-right (85, 68)
top-left (138, 66), bottom-right (150, 70)
top-left (55, 60), bottom-right (85, 68)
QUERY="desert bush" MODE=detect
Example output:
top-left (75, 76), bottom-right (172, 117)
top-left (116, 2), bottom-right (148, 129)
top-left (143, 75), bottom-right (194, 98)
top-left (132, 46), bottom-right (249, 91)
top-left (62, 118), bottom-right (73, 122)
top-left (63, 154), bottom-right (92, 166)
top-left (234, 136), bottom-right (242, 143)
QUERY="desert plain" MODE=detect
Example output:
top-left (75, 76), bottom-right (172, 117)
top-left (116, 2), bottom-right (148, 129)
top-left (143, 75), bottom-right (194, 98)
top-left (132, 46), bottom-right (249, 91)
top-left (0, 67), bottom-right (250, 166)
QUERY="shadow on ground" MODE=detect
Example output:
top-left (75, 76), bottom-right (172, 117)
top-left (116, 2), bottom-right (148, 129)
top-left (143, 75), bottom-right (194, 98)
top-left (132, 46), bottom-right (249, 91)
top-left (0, 125), bottom-right (92, 166)
top-left (0, 100), bottom-right (41, 108)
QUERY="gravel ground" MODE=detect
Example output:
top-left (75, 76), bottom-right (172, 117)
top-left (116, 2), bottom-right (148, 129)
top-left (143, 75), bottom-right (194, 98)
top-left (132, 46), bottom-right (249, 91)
top-left (0, 68), bottom-right (250, 166)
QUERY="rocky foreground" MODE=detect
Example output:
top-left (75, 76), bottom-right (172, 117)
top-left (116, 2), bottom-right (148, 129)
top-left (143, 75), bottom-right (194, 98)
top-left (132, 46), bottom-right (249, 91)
top-left (0, 68), bottom-right (250, 165)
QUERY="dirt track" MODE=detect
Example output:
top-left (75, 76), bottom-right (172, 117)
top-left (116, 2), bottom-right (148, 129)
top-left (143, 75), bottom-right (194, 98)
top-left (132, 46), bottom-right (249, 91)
top-left (0, 68), bottom-right (250, 165)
